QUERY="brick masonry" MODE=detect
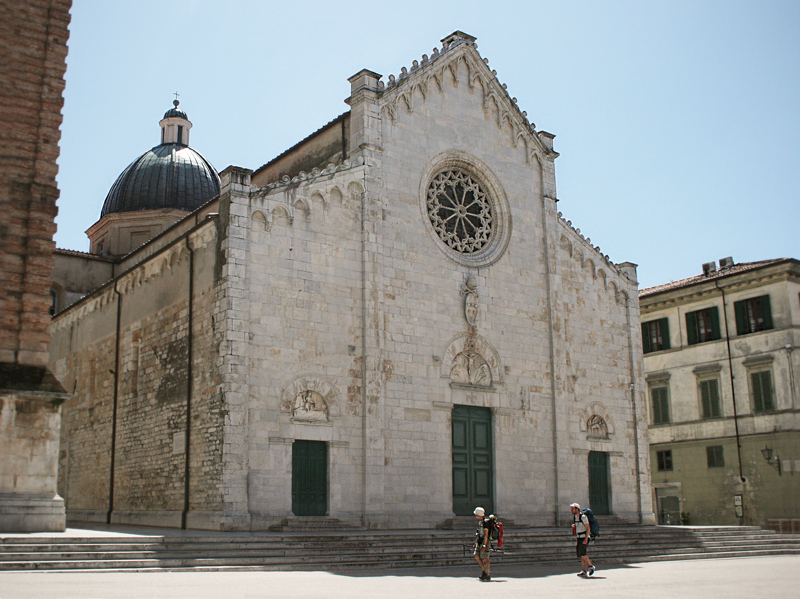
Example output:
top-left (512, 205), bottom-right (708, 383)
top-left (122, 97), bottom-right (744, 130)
top-left (0, 0), bottom-right (71, 532)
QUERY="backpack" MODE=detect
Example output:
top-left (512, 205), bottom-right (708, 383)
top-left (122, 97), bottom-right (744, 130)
top-left (581, 508), bottom-right (599, 540)
top-left (487, 514), bottom-right (505, 548)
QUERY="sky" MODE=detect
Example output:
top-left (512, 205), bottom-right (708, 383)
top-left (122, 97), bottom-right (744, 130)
top-left (54, 0), bottom-right (799, 290)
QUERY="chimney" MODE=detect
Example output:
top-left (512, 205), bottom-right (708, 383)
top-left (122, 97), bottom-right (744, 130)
top-left (719, 257), bottom-right (735, 270)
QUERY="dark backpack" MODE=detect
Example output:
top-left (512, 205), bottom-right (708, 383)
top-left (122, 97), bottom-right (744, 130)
top-left (487, 514), bottom-right (505, 548)
top-left (581, 508), bottom-right (599, 539)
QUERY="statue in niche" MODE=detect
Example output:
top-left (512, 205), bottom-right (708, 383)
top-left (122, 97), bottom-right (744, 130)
top-left (460, 274), bottom-right (479, 327)
top-left (292, 390), bottom-right (328, 421)
top-left (587, 414), bottom-right (608, 438)
top-left (450, 338), bottom-right (492, 387)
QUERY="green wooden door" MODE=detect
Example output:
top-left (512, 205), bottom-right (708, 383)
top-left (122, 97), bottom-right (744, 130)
top-left (452, 405), bottom-right (494, 516)
top-left (292, 440), bottom-right (327, 516)
top-left (588, 450), bottom-right (611, 515)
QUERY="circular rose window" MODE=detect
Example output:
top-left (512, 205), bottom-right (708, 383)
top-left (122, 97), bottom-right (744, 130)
top-left (420, 153), bottom-right (511, 268)
top-left (426, 170), bottom-right (494, 254)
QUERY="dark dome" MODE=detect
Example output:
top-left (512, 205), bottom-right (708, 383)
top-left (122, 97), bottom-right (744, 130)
top-left (101, 143), bottom-right (220, 217)
top-left (163, 106), bottom-right (188, 120)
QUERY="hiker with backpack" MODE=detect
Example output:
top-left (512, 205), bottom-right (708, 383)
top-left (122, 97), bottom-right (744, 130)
top-left (570, 502), bottom-right (597, 577)
top-left (473, 507), bottom-right (492, 581)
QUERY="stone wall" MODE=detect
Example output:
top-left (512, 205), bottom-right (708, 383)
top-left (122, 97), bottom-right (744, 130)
top-left (49, 221), bottom-right (226, 528)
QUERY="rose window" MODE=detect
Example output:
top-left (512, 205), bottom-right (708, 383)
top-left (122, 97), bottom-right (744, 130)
top-left (426, 169), bottom-right (494, 254)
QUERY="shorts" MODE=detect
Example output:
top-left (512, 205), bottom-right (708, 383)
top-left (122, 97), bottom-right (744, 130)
top-left (576, 537), bottom-right (590, 557)
top-left (474, 544), bottom-right (490, 559)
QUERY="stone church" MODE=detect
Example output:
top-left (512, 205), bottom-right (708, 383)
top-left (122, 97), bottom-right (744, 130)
top-left (49, 32), bottom-right (655, 530)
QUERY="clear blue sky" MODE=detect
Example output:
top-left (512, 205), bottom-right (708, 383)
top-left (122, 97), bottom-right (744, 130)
top-left (54, 0), bottom-right (799, 290)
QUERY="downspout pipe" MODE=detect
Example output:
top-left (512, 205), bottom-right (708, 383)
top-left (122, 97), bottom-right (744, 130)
top-left (625, 295), bottom-right (643, 524)
top-left (715, 279), bottom-right (745, 483)
top-left (181, 239), bottom-right (194, 529)
top-left (107, 282), bottom-right (121, 524)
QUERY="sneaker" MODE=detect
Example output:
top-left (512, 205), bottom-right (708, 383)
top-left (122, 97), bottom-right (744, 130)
top-left (588, 565), bottom-right (595, 576)
top-left (479, 572), bottom-right (487, 580)
top-left (577, 571), bottom-right (587, 577)
top-left (484, 575), bottom-right (491, 582)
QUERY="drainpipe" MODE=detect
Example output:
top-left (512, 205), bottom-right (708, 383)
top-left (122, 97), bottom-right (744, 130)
top-left (181, 239), bottom-right (194, 529)
top-left (541, 194), bottom-right (560, 526)
top-left (360, 173), bottom-right (368, 527)
top-left (714, 280), bottom-right (745, 484)
top-left (624, 295), bottom-right (643, 525)
top-left (107, 282), bottom-right (122, 524)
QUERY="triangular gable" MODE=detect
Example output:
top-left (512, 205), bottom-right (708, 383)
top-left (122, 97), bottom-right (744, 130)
top-left (373, 31), bottom-right (559, 165)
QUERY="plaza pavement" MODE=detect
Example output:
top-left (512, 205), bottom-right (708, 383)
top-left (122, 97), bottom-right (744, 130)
top-left (0, 555), bottom-right (797, 599)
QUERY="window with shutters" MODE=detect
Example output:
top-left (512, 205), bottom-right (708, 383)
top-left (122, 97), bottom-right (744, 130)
top-left (686, 307), bottom-right (721, 345)
top-left (651, 386), bottom-right (670, 425)
top-left (642, 318), bottom-right (670, 353)
top-left (699, 378), bottom-right (722, 419)
top-left (706, 445), bottom-right (724, 468)
top-left (750, 370), bottom-right (774, 413)
top-left (734, 295), bottom-right (773, 335)
top-left (656, 450), bottom-right (673, 471)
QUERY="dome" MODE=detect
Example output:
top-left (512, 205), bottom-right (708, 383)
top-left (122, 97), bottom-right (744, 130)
top-left (163, 106), bottom-right (188, 120)
top-left (100, 143), bottom-right (220, 217)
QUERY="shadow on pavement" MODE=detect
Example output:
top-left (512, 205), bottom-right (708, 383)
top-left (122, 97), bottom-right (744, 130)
top-left (337, 561), bottom-right (642, 579)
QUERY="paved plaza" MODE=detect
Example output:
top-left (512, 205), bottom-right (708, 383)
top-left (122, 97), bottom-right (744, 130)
top-left (0, 555), bottom-right (798, 599)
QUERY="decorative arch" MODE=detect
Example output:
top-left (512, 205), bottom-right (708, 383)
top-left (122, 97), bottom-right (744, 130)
top-left (251, 210), bottom-right (268, 232)
top-left (280, 374), bottom-right (342, 422)
top-left (440, 333), bottom-right (502, 387)
top-left (272, 204), bottom-right (293, 226)
top-left (329, 186), bottom-right (344, 203)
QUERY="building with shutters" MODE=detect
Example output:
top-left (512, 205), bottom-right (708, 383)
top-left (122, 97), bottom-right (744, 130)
top-left (48, 32), bottom-right (654, 531)
top-left (640, 257), bottom-right (800, 527)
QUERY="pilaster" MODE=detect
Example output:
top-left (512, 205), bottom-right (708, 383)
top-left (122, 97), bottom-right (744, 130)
top-left (216, 166), bottom-right (254, 530)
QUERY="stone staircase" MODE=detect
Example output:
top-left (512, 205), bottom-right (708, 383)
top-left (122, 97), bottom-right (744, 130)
top-left (1, 525), bottom-right (798, 572)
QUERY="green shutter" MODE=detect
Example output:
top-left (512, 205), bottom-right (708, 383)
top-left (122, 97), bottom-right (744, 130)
top-left (701, 379), bottom-right (721, 418)
top-left (686, 312), bottom-right (698, 345)
top-left (652, 387), bottom-right (670, 425)
top-left (710, 306), bottom-right (721, 340)
top-left (760, 295), bottom-right (773, 330)
top-left (660, 317), bottom-right (671, 350)
top-left (734, 300), bottom-right (747, 335)
top-left (751, 371), bottom-right (774, 413)
top-left (642, 322), bottom-right (651, 354)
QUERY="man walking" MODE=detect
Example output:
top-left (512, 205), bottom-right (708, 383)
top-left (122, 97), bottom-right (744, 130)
top-left (570, 502), bottom-right (595, 577)
top-left (473, 507), bottom-right (491, 581)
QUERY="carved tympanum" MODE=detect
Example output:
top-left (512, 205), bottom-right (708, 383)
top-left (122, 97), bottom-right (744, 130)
top-left (450, 338), bottom-right (492, 387)
top-left (292, 390), bottom-right (328, 421)
top-left (587, 414), bottom-right (608, 438)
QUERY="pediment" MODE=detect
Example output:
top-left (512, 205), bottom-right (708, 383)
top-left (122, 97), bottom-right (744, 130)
top-left (374, 32), bottom-right (558, 163)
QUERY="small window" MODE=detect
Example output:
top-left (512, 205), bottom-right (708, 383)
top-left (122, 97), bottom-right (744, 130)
top-left (750, 371), bottom-right (774, 413)
top-left (651, 386), bottom-right (670, 425)
top-left (49, 288), bottom-right (57, 316)
top-left (686, 307), bottom-right (721, 345)
top-left (734, 295), bottom-right (773, 335)
top-left (700, 379), bottom-right (722, 419)
top-left (177, 125), bottom-right (183, 145)
top-left (706, 445), bottom-right (724, 468)
top-left (642, 318), bottom-right (670, 353)
top-left (657, 450), bottom-right (673, 471)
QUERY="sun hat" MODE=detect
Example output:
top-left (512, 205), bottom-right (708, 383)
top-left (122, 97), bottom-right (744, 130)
top-left (474, 507), bottom-right (485, 516)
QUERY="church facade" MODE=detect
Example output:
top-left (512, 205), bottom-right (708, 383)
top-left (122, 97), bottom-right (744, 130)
top-left (50, 32), bottom-right (654, 530)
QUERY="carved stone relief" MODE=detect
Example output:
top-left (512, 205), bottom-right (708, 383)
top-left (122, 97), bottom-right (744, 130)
top-left (587, 414), bottom-right (608, 439)
top-left (291, 390), bottom-right (328, 422)
top-left (460, 274), bottom-right (479, 327)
